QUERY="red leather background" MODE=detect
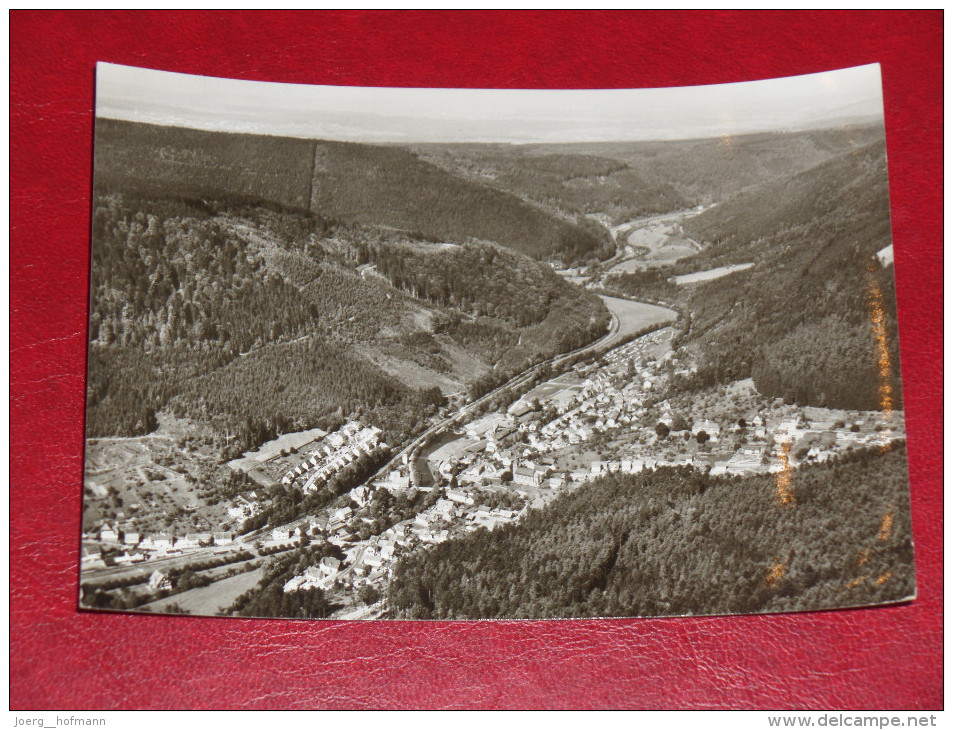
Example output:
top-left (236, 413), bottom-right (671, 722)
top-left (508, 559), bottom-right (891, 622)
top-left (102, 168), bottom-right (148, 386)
top-left (10, 11), bottom-right (942, 710)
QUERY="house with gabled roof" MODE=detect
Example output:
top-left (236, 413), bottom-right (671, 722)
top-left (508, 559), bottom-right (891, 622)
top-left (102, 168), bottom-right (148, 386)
top-left (149, 571), bottom-right (171, 592)
top-left (283, 575), bottom-right (307, 593)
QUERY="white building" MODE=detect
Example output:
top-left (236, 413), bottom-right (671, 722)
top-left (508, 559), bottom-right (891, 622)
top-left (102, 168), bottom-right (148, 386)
top-left (271, 528), bottom-right (292, 543)
top-left (283, 576), bottom-right (307, 593)
top-left (148, 571), bottom-right (171, 592)
top-left (692, 420), bottom-right (721, 440)
top-left (446, 489), bottom-right (473, 505)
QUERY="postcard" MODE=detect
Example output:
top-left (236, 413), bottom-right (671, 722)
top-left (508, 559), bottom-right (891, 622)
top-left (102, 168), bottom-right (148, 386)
top-left (80, 62), bottom-right (913, 619)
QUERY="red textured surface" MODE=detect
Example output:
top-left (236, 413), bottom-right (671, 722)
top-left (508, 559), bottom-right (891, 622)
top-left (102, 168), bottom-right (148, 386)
top-left (10, 11), bottom-right (942, 710)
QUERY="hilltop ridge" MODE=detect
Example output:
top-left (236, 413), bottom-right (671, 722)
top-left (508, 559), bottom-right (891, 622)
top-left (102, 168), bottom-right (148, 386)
top-left (94, 118), bottom-right (614, 265)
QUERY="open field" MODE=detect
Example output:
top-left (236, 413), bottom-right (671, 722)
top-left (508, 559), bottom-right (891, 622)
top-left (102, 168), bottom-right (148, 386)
top-left (354, 344), bottom-right (463, 394)
top-left (140, 566), bottom-right (264, 615)
top-left (602, 207), bottom-right (710, 277)
top-left (672, 263), bottom-right (754, 285)
top-left (229, 428), bottom-right (328, 468)
top-left (599, 296), bottom-right (677, 346)
top-left (522, 372), bottom-right (585, 405)
top-left (426, 434), bottom-right (483, 466)
top-left (611, 209), bottom-right (701, 240)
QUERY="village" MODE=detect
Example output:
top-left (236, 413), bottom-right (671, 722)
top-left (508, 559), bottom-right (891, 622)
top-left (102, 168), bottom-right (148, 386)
top-left (80, 304), bottom-right (907, 615)
top-left (80, 315), bottom-right (908, 612)
top-left (79, 420), bottom-right (387, 578)
top-left (277, 325), bottom-right (907, 608)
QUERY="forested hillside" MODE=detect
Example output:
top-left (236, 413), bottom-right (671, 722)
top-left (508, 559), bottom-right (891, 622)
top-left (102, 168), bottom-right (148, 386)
top-left (94, 118), bottom-right (315, 209)
top-left (413, 125), bottom-right (885, 223)
top-left (310, 141), bottom-right (614, 263)
top-left (94, 118), bottom-right (614, 264)
top-left (608, 138), bottom-right (902, 411)
top-left (85, 194), bottom-right (608, 453)
top-left (365, 239), bottom-right (608, 361)
top-left (388, 445), bottom-right (914, 619)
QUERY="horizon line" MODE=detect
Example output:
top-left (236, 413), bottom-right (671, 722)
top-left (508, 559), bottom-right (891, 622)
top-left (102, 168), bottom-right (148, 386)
top-left (95, 111), bottom-right (886, 147)
top-left (95, 62), bottom-right (886, 145)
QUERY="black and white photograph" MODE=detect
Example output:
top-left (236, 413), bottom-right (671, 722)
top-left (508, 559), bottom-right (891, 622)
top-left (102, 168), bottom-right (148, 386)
top-left (80, 62), bottom-right (914, 620)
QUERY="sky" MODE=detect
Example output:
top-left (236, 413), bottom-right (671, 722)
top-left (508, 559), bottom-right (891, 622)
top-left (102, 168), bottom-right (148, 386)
top-left (96, 62), bottom-right (885, 144)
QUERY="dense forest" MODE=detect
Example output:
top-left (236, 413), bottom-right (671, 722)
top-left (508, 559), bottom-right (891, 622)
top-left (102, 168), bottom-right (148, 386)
top-left (85, 193), bottom-right (608, 454)
top-left (606, 138), bottom-right (902, 411)
top-left (388, 445), bottom-right (914, 618)
top-left (86, 194), bottom-right (416, 450)
top-left (94, 117), bottom-right (315, 209)
top-left (94, 118), bottom-right (614, 265)
top-left (365, 239), bottom-right (609, 361)
top-left (369, 240), bottom-right (579, 327)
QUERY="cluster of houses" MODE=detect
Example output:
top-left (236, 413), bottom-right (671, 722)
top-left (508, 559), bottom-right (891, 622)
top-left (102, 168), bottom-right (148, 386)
top-left (404, 326), bottom-right (908, 509)
top-left (413, 331), bottom-right (673, 490)
top-left (282, 557), bottom-right (342, 593)
top-left (283, 519), bottom-right (404, 594)
top-left (87, 527), bottom-right (235, 552)
top-left (276, 403), bottom-right (903, 604)
top-left (283, 485), bottom-right (528, 595)
top-left (280, 422), bottom-right (384, 494)
top-left (438, 446), bottom-right (511, 488)
top-left (518, 333), bottom-right (675, 455)
top-left (226, 492), bottom-right (262, 522)
top-left (711, 412), bottom-right (903, 475)
top-left (81, 525), bottom-right (238, 574)
top-left (562, 406), bottom-right (901, 481)
top-left (275, 324), bottom-right (908, 608)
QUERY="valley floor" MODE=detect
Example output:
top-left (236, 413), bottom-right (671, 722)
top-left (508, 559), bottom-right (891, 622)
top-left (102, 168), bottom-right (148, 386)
top-left (80, 208), bottom-right (907, 620)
